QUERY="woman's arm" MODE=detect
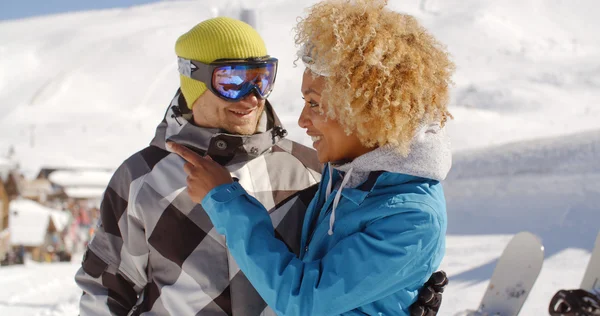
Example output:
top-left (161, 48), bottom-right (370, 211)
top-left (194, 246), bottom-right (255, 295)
top-left (203, 181), bottom-right (443, 316)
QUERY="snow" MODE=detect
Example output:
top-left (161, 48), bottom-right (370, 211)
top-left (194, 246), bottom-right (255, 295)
top-left (48, 210), bottom-right (70, 233)
top-left (0, 157), bottom-right (10, 166)
top-left (62, 187), bottom-right (106, 200)
top-left (0, 157), bottom-right (15, 181)
top-left (1, 0), bottom-right (599, 175)
top-left (0, 0), bottom-right (599, 315)
top-left (8, 199), bottom-right (70, 247)
top-left (441, 130), bottom-right (600, 314)
top-left (0, 234), bottom-right (595, 315)
top-left (0, 260), bottom-right (82, 316)
top-left (41, 169), bottom-right (111, 199)
top-left (47, 170), bottom-right (112, 188)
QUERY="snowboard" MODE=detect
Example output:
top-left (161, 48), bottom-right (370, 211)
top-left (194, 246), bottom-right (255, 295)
top-left (456, 231), bottom-right (545, 316)
top-left (580, 231), bottom-right (600, 296)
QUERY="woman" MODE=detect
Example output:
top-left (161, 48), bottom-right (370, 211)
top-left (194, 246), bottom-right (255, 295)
top-left (168, 0), bottom-right (454, 314)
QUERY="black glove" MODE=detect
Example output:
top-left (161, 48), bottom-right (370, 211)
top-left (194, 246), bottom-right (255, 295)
top-left (410, 270), bottom-right (448, 316)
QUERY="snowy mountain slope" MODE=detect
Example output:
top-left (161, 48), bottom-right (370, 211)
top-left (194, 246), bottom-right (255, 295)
top-left (445, 129), bottom-right (600, 256)
top-left (448, 129), bottom-right (600, 180)
top-left (1, 0), bottom-right (599, 174)
top-left (0, 1), bottom-right (599, 315)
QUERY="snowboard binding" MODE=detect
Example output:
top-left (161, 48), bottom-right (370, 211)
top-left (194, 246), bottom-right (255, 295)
top-left (549, 289), bottom-right (600, 316)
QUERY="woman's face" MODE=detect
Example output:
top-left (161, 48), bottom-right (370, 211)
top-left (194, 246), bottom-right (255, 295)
top-left (298, 69), bottom-right (373, 163)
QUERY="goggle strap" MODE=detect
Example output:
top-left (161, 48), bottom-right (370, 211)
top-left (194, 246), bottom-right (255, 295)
top-left (177, 57), bottom-right (213, 84)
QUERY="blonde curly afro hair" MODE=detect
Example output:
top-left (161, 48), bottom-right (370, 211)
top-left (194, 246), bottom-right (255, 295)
top-left (295, 0), bottom-right (455, 155)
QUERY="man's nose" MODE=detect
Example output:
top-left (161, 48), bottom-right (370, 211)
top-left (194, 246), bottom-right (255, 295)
top-left (239, 91), bottom-right (259, 107)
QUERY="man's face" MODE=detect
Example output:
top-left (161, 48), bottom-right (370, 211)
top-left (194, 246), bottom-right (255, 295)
top-left (191, 90), bottom-right (266, 135)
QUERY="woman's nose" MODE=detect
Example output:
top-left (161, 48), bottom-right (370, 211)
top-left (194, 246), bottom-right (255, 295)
top-left (298, 105), bottom-right (311, 128)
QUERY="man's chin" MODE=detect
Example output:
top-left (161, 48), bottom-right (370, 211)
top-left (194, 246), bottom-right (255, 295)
top-left (225, 108), bottom-right (265, 135)
top-left (227, 123), bottom-right (258, 135)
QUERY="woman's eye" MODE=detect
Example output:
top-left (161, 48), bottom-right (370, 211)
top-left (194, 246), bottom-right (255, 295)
top-left (302, 97), bottom-right (320, 108)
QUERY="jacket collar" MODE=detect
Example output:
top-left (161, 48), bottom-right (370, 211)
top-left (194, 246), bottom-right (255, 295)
top-left (334, 123), bottom-right (452, 188)
top-left (320, 166), bottom-right (380, 206)
top-left (150, 90), bottom-right (288, 165)
top-left (326, 167), bottom-right (430, 206)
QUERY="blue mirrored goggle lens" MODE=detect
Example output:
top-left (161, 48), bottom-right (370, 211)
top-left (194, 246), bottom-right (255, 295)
top-left (212, 63), bottom-right (276, 100)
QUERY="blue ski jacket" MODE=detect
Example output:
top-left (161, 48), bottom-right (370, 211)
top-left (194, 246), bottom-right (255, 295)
top-left (202, 124), bottom-right (452, 315)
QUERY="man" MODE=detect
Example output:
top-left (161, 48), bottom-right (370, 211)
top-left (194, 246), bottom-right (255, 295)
top-left (75, 17), bottom-right (445, 316)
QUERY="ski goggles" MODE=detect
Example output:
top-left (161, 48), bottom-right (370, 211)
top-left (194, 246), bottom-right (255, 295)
top-left (177, 56), bottom-right (278, 102)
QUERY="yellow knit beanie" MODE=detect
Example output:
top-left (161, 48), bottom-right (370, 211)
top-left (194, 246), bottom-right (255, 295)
top-left (175, 17), bottom-right (268, 109)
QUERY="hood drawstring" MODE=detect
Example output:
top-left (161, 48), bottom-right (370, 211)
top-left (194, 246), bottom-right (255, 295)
top-left (326, 164), bottom-right (333, 199)
top-left (327, 165), bottom-right (354, 236)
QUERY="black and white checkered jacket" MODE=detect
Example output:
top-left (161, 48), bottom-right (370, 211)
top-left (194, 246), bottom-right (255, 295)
top-left (75, 91), bottom-right (321, 315)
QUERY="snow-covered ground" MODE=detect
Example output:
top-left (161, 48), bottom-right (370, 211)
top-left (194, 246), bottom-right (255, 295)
top-left (0, 234), bottom-right (594, 315)
top-left (442, 129), bottom-right (600, 314)
top-left (0, 0), bottom-right (599, 315)
top-left (0, 260), bottom-right (81, 316)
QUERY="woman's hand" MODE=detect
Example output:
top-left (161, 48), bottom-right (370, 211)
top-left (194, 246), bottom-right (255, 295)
top-left (167, 142), bottom-right (233, 203)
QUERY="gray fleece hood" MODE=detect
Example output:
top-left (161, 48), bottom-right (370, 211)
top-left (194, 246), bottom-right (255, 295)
top-left (334, 123), bottom-right (452, 187)
top-left (323, 123), bottom-right (452, 235)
